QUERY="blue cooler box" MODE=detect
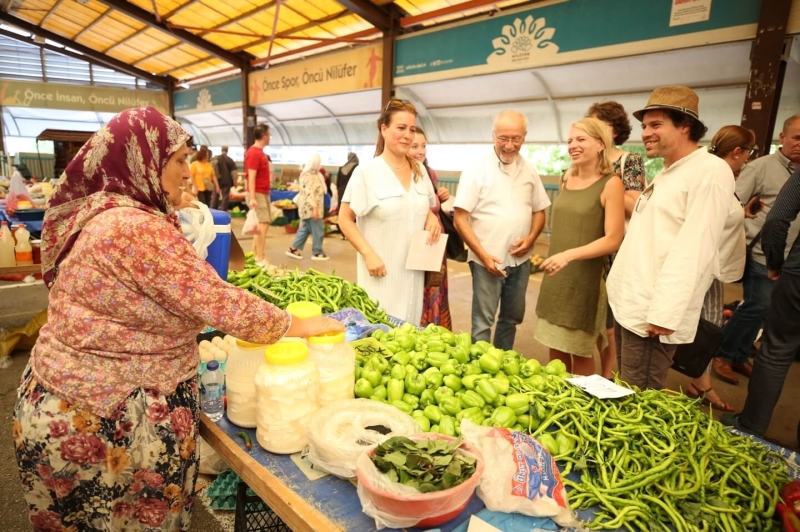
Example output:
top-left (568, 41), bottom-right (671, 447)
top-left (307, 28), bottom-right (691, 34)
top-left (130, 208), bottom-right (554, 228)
top-left (206, 209), bottom-right (231, 279)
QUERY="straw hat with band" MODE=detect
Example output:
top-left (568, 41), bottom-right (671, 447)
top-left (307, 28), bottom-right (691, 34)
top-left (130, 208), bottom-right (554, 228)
top-left (633, 86), bottom-right (703, 126)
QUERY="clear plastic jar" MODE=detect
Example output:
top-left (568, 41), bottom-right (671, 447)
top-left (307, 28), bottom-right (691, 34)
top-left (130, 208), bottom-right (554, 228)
top-left (226, 339), bottom-right (266, 428)
top-left (307, 331), bottom-right (355, 406)
top-left (255, 342), bottom-right (320, 454)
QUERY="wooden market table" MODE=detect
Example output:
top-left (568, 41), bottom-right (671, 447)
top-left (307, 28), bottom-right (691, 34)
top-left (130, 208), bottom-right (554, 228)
top-left (199, 413), bottom-right (487, 532)
top-left (0, 264), bottom-right (42, 276)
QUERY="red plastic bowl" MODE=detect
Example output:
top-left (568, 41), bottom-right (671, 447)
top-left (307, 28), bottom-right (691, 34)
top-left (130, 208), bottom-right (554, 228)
top-left (356, 434), bottom-right (484, 527)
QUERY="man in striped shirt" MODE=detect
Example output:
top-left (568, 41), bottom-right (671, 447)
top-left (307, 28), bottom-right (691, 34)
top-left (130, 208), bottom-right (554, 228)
top-left (722, 165), bottom-right (800, 437)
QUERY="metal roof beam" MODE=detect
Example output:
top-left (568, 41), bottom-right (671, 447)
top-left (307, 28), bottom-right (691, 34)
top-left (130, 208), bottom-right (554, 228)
top-left (230, 9), bottom-right (349, 53)
top-left (0, 12), bottom-right (171, 88)
top-left (94, 0), bottom-right (249, 66)
top-left (335, 0), bottom-right (392, 32)
top-left (74, 9), bottom-right (112, 42)
top-left (40, 0), bottom-right (67, 25)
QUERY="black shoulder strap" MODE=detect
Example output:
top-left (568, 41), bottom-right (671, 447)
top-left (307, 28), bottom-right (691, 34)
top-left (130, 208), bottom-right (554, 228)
top-left (747, 230), bottom-right (762, 253)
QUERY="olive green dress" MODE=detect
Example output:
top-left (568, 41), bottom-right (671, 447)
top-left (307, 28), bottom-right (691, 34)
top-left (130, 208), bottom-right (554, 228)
top-left (534, 173), bottom-right (613, 357)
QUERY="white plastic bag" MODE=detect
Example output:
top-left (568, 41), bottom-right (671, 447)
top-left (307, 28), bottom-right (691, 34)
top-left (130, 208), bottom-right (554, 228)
top-left (460, 419), bottom-right (580, 528)
top-left (198, 435), bottom-right (230, 475)
top-left (177, 201), bottom-right (216, 259)
top-left (305, 399), bottom-right (420, 478)
top-left (243, 208), bottom-right (259, 236)
top-left (355, 435), bottom-right (483, 530)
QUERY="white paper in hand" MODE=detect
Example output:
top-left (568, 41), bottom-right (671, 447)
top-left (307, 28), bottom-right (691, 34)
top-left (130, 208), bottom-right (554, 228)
top-left (405, 230), bottom-right (448, 272)
top-left (565, 374), bottom-right (635, 399)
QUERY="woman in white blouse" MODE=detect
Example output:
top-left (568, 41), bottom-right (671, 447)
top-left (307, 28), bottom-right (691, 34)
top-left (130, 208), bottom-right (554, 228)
top-left (339, 100), bottom-right (441, 324)
top-left (688, 125), bottom-right (760, 411)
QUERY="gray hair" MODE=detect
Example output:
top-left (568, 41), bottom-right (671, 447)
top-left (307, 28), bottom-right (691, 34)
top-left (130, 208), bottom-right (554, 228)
top-left (493, 110), bottom-right (528, 133)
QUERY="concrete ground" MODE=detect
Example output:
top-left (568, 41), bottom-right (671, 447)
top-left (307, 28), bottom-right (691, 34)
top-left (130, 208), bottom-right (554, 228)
top-left (0, 217), bottom-right (798, 531)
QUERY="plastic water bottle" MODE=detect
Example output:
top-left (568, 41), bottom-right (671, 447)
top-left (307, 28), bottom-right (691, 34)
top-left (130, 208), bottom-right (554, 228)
top-left (344, 320), bottom-right (360, 343)
top-left (201, 360), bottom-right (225, 422)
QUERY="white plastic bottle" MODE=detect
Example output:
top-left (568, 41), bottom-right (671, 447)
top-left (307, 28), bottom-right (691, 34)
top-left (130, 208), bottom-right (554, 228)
top-left (14, 224), bottom-right (33, 266)
top-left (200, 360), bottom-right (225, 422)
top-left (0, 222), bottom-right (15, 267)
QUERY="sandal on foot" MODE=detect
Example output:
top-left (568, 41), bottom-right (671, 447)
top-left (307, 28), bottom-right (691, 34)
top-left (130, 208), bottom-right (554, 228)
top-left (285, 247), bottom-right (302, 259)
top-left (687, 382), bottom-right (735, 412)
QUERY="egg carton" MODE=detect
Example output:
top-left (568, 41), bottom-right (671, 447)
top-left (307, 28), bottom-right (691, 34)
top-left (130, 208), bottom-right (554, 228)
top-left (207, 470), bottom-right (242, 500)
top-left (210, 494), bottom-right (238, 511)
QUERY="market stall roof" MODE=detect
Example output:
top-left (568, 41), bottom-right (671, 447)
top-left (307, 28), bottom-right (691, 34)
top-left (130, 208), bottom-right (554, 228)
top-left (0, 0), bottom-right (532, 85)
top-left (36, 129), bottom-right (94, 143)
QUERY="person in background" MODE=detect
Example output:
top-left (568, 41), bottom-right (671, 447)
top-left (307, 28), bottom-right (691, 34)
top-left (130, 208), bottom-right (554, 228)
top-left (607, 86), bottom-right (735, 390)
top-left (339, 100), bottom-right (440, 325)
top-left (684, 126), bottom-right (759, 411)
top-left (713, 114), bottom-right (800, 385)
top-left (454, 111), bottom-right (550, 350)
top-left (409, 127), bottom-right (452, 329)
top-left (336, 153), bottom-right (360, 222)
top-left (722, 165), bottom-right (800, 437)
top-left (535, 118), bottom-right (625, 375)
top-left (211, 145), bottom-right (238, 212)
top-left (319, 166), bottom-right (331, 196)
top-left (13, 107), bottom-right (343, 532)
top-left (245, 124), bottom-right (272, 268)
top-left (286, 154), bottom-right (329, 261)
top-left (189, 146), bottom-right (219, 206)
top-left (587, 101), bottom-right (647, 378)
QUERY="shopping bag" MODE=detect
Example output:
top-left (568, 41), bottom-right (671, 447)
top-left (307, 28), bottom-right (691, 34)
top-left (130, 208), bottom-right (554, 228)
top-left (671, 318), bottom-right (723, 378)
top-left (243, 208), bottom-right (259, 236)
top-left (177, 201), bottom-right (216, 259)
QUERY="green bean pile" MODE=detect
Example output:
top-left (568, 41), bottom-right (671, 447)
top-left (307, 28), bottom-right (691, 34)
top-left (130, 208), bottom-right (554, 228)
top-left (513, 377), bottom-right (789, 532)
top-left (227, 264), bottom-right (389, 324)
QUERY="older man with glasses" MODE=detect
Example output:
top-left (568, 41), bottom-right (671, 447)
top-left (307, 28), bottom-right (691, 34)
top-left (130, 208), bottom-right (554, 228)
top-left (607, 86), bottom-right (735, 390)
top-left (453, 110), bottom-right (550, 350)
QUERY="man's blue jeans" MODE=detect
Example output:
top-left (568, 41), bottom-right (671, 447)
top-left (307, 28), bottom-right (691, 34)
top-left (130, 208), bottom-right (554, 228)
top-left (469, 260), bottom-right (530, 351)
top-left (717, 261), bottom-right (776, 364)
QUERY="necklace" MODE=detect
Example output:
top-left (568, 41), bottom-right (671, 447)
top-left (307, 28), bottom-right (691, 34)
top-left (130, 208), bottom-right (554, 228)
top-left (383, 156), bottom-right (407, 170)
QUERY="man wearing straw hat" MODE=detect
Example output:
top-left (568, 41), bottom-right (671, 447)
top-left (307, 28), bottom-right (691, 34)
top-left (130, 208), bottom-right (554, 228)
top-left (607, 86), bottom-right (735, 390)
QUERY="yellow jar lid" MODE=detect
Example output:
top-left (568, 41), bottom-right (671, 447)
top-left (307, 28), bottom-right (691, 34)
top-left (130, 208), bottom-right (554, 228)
top-left (265, 341), bottom-right (309, 365)
top-left (286, 301), bottom-right (322, 319)
top-left (308, 331), bottom-right (345, 345)
top-left (236, 339), bottom-right (266, 349)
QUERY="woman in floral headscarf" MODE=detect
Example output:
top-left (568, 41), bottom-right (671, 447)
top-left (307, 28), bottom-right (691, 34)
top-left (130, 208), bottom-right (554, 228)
top-left (13, 107), bottom-right (342, 532)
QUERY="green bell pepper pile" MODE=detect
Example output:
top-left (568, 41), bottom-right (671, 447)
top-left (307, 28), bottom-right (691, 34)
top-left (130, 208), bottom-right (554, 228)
top-left (354, 322), bottom-right (575, 438)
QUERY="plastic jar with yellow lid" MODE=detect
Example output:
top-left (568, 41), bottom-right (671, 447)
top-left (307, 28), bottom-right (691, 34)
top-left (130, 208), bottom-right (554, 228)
top-left (307, 331), bottom-right (355, 406)
top-left (254, 342), bottom-right (320, 454)
top-left (225, 339), bottom-right (266, 428)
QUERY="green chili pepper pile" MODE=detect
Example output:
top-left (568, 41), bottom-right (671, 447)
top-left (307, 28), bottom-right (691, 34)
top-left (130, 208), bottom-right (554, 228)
top-left (357, 322), bottom-right (790, 531)
top-left (516, 376), bottom-right (789, 532)
top-left (227, 256), bottom-right (389, 324)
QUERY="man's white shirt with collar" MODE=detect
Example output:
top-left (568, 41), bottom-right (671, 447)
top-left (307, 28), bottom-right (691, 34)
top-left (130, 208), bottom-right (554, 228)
top-left (607, 148), bottom-right (735, 344)
top-left (454, 150), bottom-right (550, 268)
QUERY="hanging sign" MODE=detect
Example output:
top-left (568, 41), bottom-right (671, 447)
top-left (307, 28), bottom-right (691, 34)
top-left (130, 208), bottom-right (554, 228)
top-left (248, 43), bottom-right (382, 105)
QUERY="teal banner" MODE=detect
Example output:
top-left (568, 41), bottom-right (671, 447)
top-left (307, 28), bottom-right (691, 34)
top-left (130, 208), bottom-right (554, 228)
top-left (395, 0), bottom-right (760, 80)
top-left (174, 77), bottom-right (242, 114)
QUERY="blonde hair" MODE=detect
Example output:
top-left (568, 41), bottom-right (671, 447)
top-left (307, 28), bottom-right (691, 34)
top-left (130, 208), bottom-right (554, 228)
top-left (569, 117), bottom-right (614, 177)
top-left (375, 99), bottom-right (423, 182)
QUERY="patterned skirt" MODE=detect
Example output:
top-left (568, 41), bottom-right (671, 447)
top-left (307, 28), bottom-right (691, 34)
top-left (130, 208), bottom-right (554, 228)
top-left (13, 363), bottom-right (200, 532)
top-left (421, 255), bottom-right (452, 330)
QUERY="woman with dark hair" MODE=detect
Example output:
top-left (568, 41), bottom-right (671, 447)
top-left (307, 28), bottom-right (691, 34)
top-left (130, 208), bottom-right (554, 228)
top-left (336, 152), bottom-right (359, 208)
top-left (587, 101), bottom-right (647, 379)
top-left (409, 127), bottom-right (452, 329)
top-left (338, 100), bottom-right (441, 325)
top-left (189, 146), bottom-right (218, 206)
top-left (687, 125), bottom-right (759, 411)
top-left (12, 107), bottom-right (342, 531)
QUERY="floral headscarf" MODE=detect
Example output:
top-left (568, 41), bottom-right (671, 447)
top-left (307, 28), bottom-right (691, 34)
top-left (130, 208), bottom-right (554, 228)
top-left (41, 106), bottom-right (190, 287)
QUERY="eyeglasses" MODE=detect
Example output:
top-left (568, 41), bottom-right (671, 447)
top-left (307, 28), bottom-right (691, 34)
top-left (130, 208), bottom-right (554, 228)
top-left (494, 134), bottom-right (525, 145)
top-left (743, 146), bottom-right (758, 159)
top-left (383, 99), bottom-right (415, 113)
top-left (635, 185), bottom-right (655, 213)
